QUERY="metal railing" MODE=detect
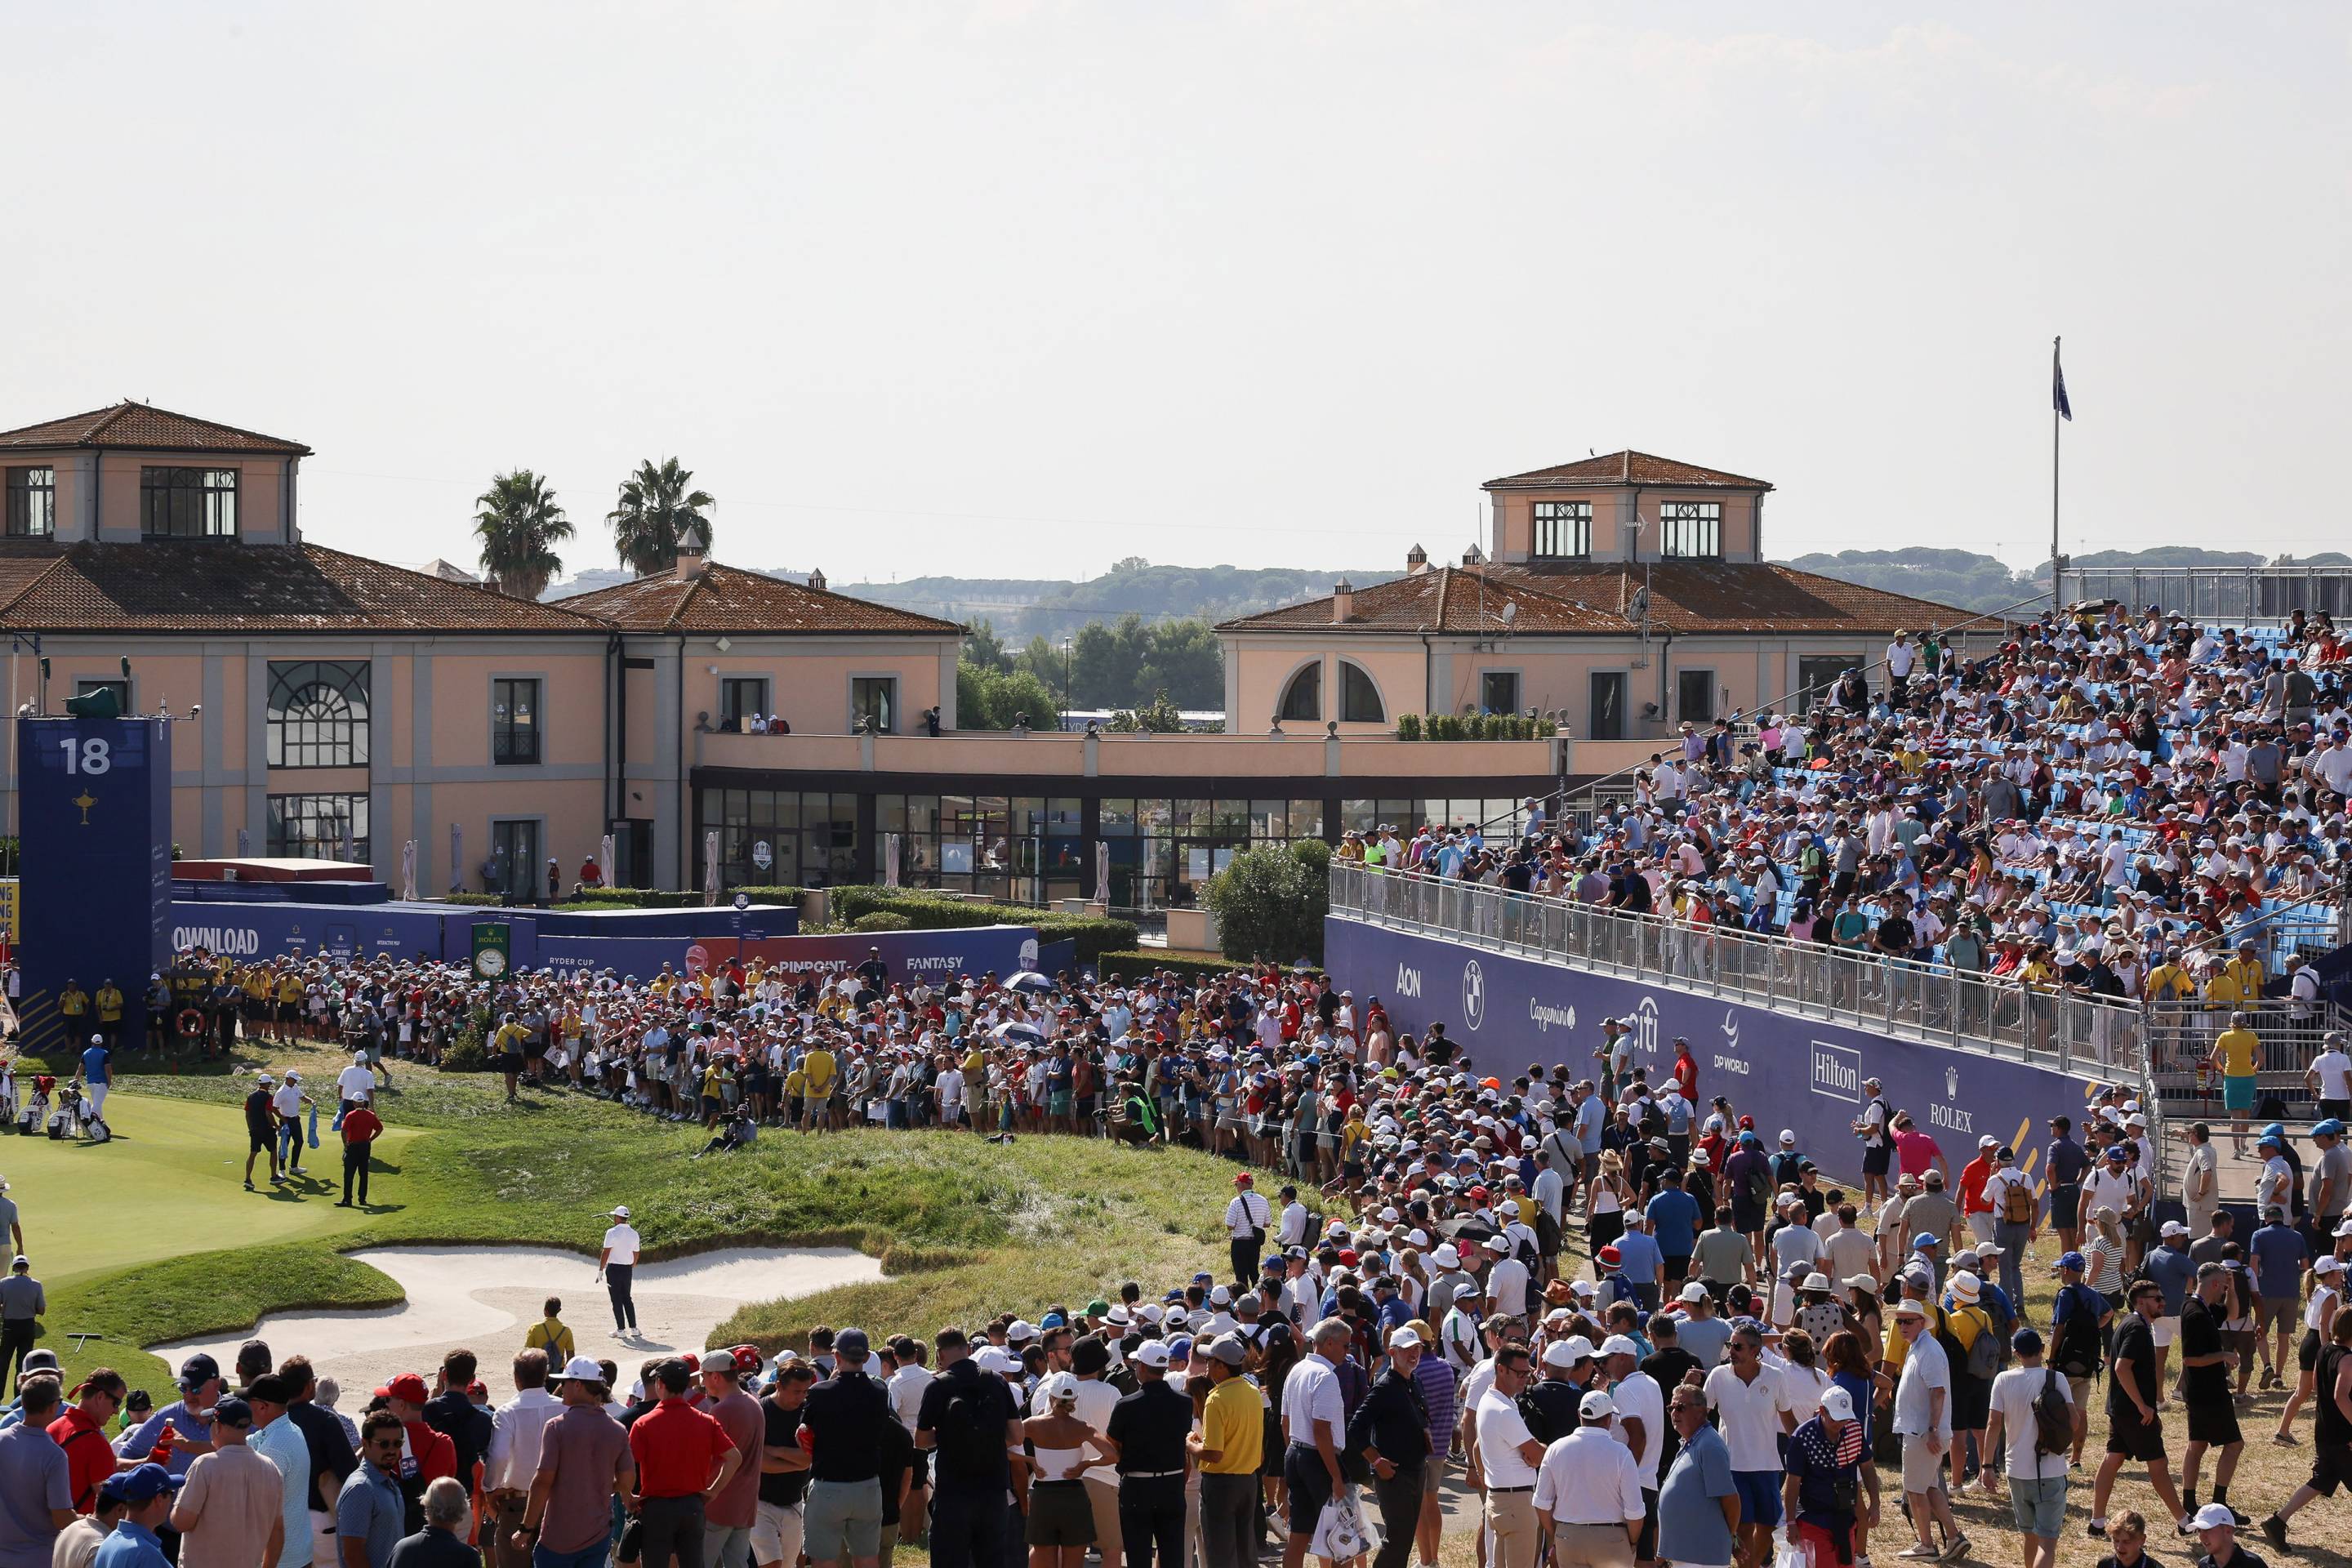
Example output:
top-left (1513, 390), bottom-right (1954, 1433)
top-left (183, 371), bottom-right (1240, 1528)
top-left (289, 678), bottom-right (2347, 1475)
top-left (2069, 565), bottom-right (2352, 625)
top-left (1333, 862), bottom-right (2150, 1079)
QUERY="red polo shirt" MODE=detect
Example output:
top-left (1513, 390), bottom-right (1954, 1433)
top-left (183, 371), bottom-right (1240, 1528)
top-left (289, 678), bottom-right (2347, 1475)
top-left (46, 1406), bottom-right (112, 1511)
top-left (343, 1107), bottom-right (383, 1146)
top-left (629, 1396), bottom-right (736, 1499)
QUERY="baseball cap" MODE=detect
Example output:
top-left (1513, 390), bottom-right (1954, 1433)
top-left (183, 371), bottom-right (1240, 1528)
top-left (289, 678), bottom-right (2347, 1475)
top-left (1388, 1326), bottom-right (1423, 1351)
top-left (209, 1396), bottom-right (252, 1429)
top-left (2160, 1221), bottom-right (2189, 1238)
top-left (1598, 1334), bottom-right (1641, 1358)
top-left (1912, 1232), bottom-right (1939, 1250)
top-left (609, 1205), bottom-right (631, 1219)
top-left (178, 1354), bottom-right (220, 1388)
top-left (1131, 1341), bottom-right (1171, 1370)
top-left (380, 1373), bottom-right (430, 1404)
top-left (101, 1464), bottom-right (183, 1506)
top-left (1818, 1386), bottom-right (1855, 1421)
top-left (833, 1328), bottom-right (871, 1358)
top-left (1578, 1389), bottom-right (1615, 1421)
top-left (1679, 1281), bottom-right (1708, 1303)
top-left (699, 1349), bottom-right (737, 1374)
top-left (557, 1355), bottom-right (605, 1385)
top-left (1204, 1337), bottom-right (1248, 1367)
top-left (2191, 1503), bottom-right (2238, 1530)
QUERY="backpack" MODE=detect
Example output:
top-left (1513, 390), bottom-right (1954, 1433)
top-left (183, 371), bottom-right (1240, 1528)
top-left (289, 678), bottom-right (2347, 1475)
top-left (1744, 1162), bottom-right (1772, 1214)
top-left (2029, 1369), bottom-right (2072, 1459)
top-left (932, 1373), bottom-right (1008, 1481)
top-left (2051, 1286), bottom-right (2104, 1379)
top-left (1534, 1205), bottom-right (1563, 1262)
top-left (1959, 1308), bottom-right (2002, 1382)
top-left (1513, 1229), bottom-right (1541, 1275)
top-left (2001, 1178), bottom-right (2036, 1226)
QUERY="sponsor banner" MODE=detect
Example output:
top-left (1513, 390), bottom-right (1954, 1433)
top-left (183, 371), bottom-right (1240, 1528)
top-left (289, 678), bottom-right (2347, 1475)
top-left (1328, 916), bottom-right (2103, 1177)
top-left (471, 922), bottom-right (514, 979)
top-left (531, 905), bottom-right (801, 938)
top-left (169, 902), bottom-right (457, 963)
top-left (709, 925), bottom-right (1047, 982)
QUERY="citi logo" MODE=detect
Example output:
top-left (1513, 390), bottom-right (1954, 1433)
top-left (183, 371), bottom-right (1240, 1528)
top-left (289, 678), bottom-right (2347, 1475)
top-left (1396, 965), bottom-right (1422, 999)
top-left (1629, 996), bottom-right (1660, 1056)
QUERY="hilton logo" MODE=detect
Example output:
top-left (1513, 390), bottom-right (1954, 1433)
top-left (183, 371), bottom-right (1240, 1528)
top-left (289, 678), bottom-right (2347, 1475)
top-left (1462, 960), bottom-right (1486, 1031)
top-left (1809, 1042), bottom-right (1863, 1103)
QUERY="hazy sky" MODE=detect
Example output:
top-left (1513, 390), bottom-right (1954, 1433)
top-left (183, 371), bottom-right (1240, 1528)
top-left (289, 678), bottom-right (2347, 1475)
top-left (11, 4), bottom-right (2347, 586)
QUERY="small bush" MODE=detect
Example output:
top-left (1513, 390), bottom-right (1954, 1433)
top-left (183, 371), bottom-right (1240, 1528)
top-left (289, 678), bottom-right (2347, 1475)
top-left (438, 1034), bottom-right (491, 1073)
top-left (439, 893), bottom-right (505, 906)
top-left (732, 886), bottom-right (808, 905)
top-left (1094, 950), bottom-right (1257, 983)
top-left (1393, 714), bottom-right (1423, 741)
top-left (850, 911), bottom-right (914, 933)
top-left (1205, 840), bottom-right (1330, 964)
top-left (826, 889), bottom-right (1137, 961)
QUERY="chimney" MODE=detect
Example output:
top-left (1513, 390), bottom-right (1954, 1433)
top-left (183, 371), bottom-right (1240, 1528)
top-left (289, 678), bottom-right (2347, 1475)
top-left (1405, 543), bottom-right (1428, 576)
top-left (808, 568), bottom-right (827, 593)
top-left (673, 519), bottom-right (711, 581)
top-left (1461, 543), bottom-right (1486, 566)
top-left (1331, 580), bottom-right (1354, 624)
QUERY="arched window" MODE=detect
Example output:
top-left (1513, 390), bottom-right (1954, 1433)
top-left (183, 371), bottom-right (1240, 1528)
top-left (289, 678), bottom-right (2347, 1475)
top-left (1339, 662), bottom-right (1385, 724)
top-left (266, 660), bottom-right (371, 768)
top-left (1278, 662), bottom-right (1322, 723)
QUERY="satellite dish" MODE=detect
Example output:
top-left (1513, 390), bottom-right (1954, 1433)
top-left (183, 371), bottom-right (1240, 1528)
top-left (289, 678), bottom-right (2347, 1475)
top-left (1500, 600), bottom-right (1517, 626)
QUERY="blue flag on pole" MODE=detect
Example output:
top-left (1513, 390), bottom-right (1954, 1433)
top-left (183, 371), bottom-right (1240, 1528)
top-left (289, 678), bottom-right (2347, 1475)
top-left (2053, 341), bottom-right (2073, 421)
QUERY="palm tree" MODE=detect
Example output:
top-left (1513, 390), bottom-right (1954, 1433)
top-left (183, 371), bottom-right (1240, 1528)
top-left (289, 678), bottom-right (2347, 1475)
top-left (472, 470), bottom-right (573, 600)
top-left (608, 457), bottom-right (715, 577)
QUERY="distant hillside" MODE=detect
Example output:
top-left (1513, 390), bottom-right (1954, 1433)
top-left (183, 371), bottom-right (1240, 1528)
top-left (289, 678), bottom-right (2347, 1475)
top-left (1774, 546), bottom-right (2342, 614)
top-left (833, 558), bottom-right (1400, 641)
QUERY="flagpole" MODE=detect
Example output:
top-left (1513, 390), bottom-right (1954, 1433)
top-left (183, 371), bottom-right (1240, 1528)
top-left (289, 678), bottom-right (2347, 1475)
top-left (2051, 335), bottom-right (2063, 612)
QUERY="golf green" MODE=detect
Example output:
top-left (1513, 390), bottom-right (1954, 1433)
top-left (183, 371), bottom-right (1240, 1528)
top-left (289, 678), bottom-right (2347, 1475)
top-left (0, 1093), bottom-right (412, 1287)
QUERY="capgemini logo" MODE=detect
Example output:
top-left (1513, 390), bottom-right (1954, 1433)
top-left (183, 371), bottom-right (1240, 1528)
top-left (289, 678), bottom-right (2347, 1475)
top-left (1463, 960), bottom-right (1486, 1031)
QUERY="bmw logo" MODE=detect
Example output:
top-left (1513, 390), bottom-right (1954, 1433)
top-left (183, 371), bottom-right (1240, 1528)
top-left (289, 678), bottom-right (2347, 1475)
top-left (1463, 960), bottom-right (1486, 1031)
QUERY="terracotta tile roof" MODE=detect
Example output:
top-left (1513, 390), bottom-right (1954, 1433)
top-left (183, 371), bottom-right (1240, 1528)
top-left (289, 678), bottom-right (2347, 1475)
top-left (1218, 561), bottom-right (1968, 636)
top-left (0, 402), bottom-right (311, 455)
top-left (557, 562), bottom-right (961, 635)
top-left (0, 541), bottom-right (605, 634)
top-left (1483, 450), bottom-right (1771, 491)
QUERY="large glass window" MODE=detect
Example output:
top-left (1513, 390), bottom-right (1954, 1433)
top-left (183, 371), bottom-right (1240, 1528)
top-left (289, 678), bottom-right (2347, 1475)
top-left (1277, 663), bottom-right (1321, 723)
top-left (493, 677), bottom-right (541, 764)
top-left (851, 677), bottom-right (897, 733)
top-left (1531, 500), bottom-right (1590, 559)
top-left (719, 677), bottom-right (768, 731)
top-left (268, 792), bottom-right (370, 862)
top-left (267, 660), bottom-right (371, 768)
top-left (1659, 500), bottom-right (1722, 559)
top-left (1339, 662), bottom-right (1385, 724)
top-left (4, 468), bottom-right (53, 538)
top-left (1481, 670), bottom-right (1521, 715)
top-left (140, 467), bottom-right (238, 538)
top-left (1677, 668), bottom-right (1716, 723)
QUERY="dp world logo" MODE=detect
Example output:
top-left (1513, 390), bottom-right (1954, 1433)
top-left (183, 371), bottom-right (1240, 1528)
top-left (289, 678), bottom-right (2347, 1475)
top-left (1721, 1009), bottom-right (1740, 1051)
top-left (1945, 1065), bottom-right (1959, 1098)
top-left (1463, 960), bottom-right (1486, 1031)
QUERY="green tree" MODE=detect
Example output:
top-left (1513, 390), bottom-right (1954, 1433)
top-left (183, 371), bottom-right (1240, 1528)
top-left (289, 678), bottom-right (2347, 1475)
top-left (1105, 688), bottom-right (1187, 733)
top-left (471, 470), bottom-right (573, 600)
top-left (956, 663), bottom-right (1063, 728)
top-left (962, 618), bottom-right (1015, 673)
top-left (1206, 839), bottom-right (1330, 964)
top-left (1139, 619), bottom-right (1223, 709)
top-left (608, 457), bottom-right (715, 577)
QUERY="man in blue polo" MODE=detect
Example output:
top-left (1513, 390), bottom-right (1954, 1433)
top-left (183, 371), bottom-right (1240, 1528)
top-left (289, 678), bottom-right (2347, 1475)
top-left (93, 1464), bottom-right (179, 1568)
top-left (77, 1038), bottom-right (110, 1128)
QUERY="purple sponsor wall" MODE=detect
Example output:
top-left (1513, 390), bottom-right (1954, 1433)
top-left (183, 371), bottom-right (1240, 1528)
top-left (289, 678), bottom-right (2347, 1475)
top-left (1327, 916), bottom-right (2106, 1183)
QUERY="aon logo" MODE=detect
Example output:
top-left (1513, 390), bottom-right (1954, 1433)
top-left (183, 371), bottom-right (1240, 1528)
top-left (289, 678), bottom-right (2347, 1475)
top-left (1395, 964), bottom-right (1422, 997)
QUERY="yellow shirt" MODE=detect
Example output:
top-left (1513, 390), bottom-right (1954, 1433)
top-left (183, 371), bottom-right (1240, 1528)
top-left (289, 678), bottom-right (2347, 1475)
top-left (1199, 1376), bottom-right (1264, 1475)
top-left (278, 978), bottom-right (305, 1004)
top-left (58, 988), bottom-right (87, 1017)
top-left (2204, 972), bottom-right (2247, 1009)
top-left (2145, 964), bottom-right (2193, 1002)
top-left (2215, 1027), bottom-right (2261, 1079)
top-left (2224, 957), bottom-right (2265, 998)
top-left (95, 987), bottom-right (123, 1022)
top-left (802, 1049), bottom-right (837, 1096)
top-left (783, 1068), bottom-right (807, 1099)
top-left (1882, 1300), bottom-right (1943, 1374)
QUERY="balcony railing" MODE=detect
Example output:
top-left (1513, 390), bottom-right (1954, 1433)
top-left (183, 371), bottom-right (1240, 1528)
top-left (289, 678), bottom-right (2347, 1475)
top-left (2068, 564), bottom-right (2352, 624)
top-left (1331, 862), bottom-right (2151, 1080)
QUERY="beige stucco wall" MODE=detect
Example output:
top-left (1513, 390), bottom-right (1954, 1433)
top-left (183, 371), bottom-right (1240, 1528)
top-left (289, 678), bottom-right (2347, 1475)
top-left (676, 643), bottom-right (951, 737)
top-left (1230, 638), bottom-right (1424, 736)
top-left (1490, 487), bottom-right (1761, 563)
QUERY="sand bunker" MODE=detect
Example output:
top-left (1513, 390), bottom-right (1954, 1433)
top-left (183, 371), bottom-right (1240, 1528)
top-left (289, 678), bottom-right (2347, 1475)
top-left (152, 1245), bottom-right (880, 1401)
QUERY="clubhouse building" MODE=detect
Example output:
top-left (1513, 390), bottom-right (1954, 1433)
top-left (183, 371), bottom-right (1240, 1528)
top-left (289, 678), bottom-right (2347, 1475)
top-left (0, 404), bottom-right (1980, 913)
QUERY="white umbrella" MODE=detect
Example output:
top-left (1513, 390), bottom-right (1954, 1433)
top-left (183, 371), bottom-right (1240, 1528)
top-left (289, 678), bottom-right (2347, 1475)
top-left (991, 1021), bottom-right (1045, 1045)
top-left (1006, 970), bottom-right (1054, 996)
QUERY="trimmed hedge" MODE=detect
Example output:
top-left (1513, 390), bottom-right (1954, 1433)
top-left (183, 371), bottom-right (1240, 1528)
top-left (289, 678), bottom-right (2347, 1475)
top-left (826, 888), bottom-right (1138, 961)
top-left (730, 886), bottom-right (808, 905)
top-left (552, 888), bottom-right (708, 910)
top-left (438, 893), bottom-right (506, 906)
top-left (1093, 951), bottom-right (1256, 982)
top-left (850, 911), bottom-right (914, 933)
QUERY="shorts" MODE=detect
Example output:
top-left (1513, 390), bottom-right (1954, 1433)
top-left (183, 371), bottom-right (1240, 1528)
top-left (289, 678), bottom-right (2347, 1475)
top-left (1900, 1436), bottom-right (1948, 1494)
top-left (2106, 1407), bottom-right (2167, 1462)
top-left (1024, 1482), bottom-right (1094, 1547)
top-left (248, 1127), bottom-right (274, 1154)
top-left (2225, 1075), bottom-right (2258, 1111)
top-left (2305, 1443), bottom-right (2352, 1498)
top-left (2301, 1329), bottom-right (2323, 1373)
top-left (1283, 1446), bottom-right (1334, 1535)
top-left (1635, 1486), bottom-right (1657, 1562)
top-left (2007, 1473), bottom-right (2066, 1539)
top-left (2153, 1315), bottom-right (2180, 1348)
top-left (800, 1478), bottom-right (881, 1561)
top-left (2264, 1296), bottom-right (2300, 1325)
top-left (1731, 1470), bottom-right (1782, 1528)
top-left (2187, 1398), bottom-right (2242, 1446)
top-left (1664, 1255), bottom-right (1690, 1284)
top-left (1049, 1093), bottom-right (1072, 1116)
top-left (2048, 1184), bottom-right (2082, 1229)
top-left (1862, 1145), bottom-right (1891, 1176)
top-left (1421, 1460), bottom-right (1447, 1497)
top-left (751, 1500), bottom-right (803, 1566)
